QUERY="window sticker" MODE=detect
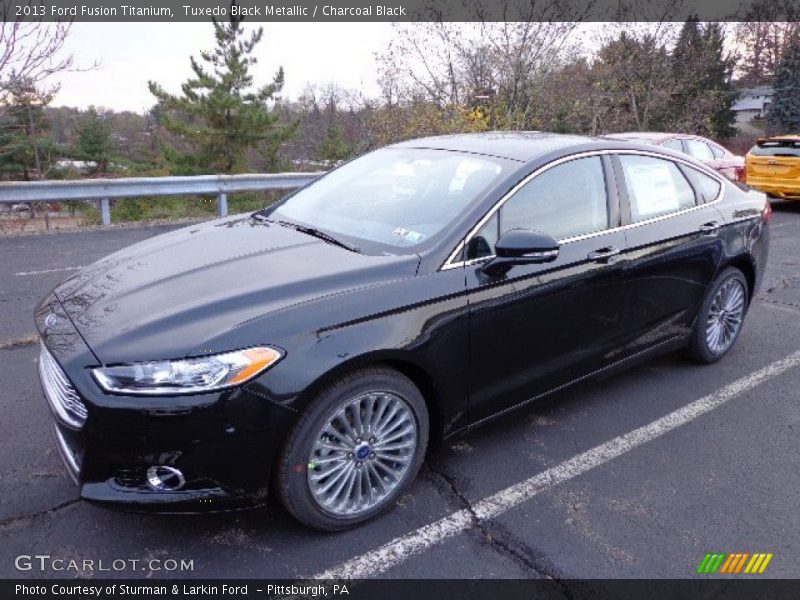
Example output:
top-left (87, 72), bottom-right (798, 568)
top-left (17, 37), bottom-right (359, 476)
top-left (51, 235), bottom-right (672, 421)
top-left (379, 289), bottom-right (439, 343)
top-left (392, 227), bottom-right (426, 244)
top-left (626, 163), bottom-right (680, 217)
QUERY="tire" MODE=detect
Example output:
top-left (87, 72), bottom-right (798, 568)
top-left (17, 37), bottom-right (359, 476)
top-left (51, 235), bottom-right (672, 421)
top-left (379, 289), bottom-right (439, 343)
top-left (686, 267), bottom-right (749, 364)
top-left (275, 367), bottom-right (429, 531)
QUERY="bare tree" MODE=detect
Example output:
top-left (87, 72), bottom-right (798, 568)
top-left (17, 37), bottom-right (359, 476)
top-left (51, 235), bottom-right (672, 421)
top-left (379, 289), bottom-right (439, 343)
top-left (0, 1), bottom-right (91, 103)
top-left (734, 11), bottom-right (800, 86)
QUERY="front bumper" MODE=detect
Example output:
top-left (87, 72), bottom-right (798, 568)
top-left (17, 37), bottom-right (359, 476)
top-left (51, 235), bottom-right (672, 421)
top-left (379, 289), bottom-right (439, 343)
top-left (35, 293), bottom-right (297, 512)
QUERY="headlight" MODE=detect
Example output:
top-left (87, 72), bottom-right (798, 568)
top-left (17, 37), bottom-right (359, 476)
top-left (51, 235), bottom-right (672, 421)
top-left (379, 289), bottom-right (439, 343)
top-left (92, 347), bottom-right (283, 395)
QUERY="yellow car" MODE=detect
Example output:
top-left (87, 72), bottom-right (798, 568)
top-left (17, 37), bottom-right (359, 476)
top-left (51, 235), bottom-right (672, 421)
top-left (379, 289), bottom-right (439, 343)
top-left (745, 135), bottom-right (800, 200)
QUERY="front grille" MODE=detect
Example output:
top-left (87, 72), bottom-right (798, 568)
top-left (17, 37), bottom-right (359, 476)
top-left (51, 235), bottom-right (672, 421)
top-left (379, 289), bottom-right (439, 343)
top-left (114, 466), bottom-right (146, 489)
top-left (53, 425), bottom-right (81, 483)
top-left (39, 342), bottom-right (87, 429)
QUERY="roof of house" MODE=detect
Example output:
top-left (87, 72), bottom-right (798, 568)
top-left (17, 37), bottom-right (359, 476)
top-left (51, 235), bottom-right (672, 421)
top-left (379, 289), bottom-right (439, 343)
top-left (732, 98), bottom-right (768, 111)
top-left (739, 86), bottom-right (774, 97)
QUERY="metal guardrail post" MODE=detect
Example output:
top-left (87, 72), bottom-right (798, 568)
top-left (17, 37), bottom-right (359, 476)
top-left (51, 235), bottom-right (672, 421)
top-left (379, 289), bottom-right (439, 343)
top-left (217, 192), bottom-right (228, 218)
top-left (100, 198), bottom-right (111, 226)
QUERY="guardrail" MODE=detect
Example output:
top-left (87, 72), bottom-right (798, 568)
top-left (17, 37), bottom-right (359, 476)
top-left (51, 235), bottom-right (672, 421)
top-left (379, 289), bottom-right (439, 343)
top-left (0, 173), bottom-right (322, 225)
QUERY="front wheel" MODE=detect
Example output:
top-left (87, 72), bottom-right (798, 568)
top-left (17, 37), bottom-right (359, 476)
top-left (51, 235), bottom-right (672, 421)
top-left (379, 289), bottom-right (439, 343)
top-left (686, 267), bottom-right (749, 364)
top-left (275, 367), bottom-right (429, 531)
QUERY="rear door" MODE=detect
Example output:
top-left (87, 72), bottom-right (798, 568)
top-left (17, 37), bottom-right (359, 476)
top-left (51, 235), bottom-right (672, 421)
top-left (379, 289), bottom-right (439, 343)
top-left (614, 153), bottom-right (725, 355)
top-left (463, 154), bottom-right (627, 424)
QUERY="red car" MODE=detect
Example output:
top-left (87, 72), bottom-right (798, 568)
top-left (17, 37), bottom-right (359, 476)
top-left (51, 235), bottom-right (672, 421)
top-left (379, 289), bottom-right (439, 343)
top-left (603, 133), bottom-right (744, 181)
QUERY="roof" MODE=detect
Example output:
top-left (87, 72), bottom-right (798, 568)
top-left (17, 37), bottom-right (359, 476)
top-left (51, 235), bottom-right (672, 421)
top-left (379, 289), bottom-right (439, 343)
top-left (390, 131), bottom-right (601, 162)
top-left (732, 98), bottom-right (768, 111)
top-left (602, 132), bottom-right (675, 144)
top-left (738, 86), bottom-right (774, 97)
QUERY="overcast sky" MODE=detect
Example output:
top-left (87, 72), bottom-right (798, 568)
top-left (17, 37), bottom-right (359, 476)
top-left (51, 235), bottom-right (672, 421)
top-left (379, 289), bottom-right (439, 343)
top-left (51, 23), bottom-right (395, 112)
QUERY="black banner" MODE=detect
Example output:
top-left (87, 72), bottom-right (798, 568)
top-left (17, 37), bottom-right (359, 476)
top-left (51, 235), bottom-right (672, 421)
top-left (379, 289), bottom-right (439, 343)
top-left (5, 580), bottom-right (800, 600)
top-left (2, 0), bottom-right (800, 23)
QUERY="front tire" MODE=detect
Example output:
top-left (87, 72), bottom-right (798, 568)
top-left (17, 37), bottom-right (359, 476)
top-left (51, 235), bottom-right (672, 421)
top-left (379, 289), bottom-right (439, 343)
top-left (686, 267), bottom-right (749, 364)
top-left (275, 367), bottom-right (429, 531)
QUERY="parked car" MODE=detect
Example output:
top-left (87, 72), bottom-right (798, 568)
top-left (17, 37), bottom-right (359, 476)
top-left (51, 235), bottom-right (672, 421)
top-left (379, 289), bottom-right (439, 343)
top-left (36, 133), bottom-right (770, 530)
top-left (603, 132), bottom-right (745, 181)
top-left (745, 135), bottom-right (800, 200)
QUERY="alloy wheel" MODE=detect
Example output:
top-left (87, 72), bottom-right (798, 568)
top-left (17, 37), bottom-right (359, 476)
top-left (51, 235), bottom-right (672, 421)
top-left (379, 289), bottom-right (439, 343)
top-left (307, 391), bottom-right (418, 517)
top-left (705, 278), bottom-right (746, 355)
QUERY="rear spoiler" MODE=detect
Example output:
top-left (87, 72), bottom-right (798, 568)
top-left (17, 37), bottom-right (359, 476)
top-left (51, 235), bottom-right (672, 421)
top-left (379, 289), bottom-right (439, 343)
top-left (756, 137), bottom-right (800, 146)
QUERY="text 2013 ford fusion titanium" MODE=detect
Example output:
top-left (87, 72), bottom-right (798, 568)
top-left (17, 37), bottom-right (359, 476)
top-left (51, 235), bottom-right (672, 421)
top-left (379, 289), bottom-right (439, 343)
top-left (36, 133), bottom-right (770, 530)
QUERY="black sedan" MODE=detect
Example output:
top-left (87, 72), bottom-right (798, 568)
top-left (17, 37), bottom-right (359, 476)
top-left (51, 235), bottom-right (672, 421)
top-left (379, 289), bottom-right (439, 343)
top-left (36, 133), bottom-right (770, 530)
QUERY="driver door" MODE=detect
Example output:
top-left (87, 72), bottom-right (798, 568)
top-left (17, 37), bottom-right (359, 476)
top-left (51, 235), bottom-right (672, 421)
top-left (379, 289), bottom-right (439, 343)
top-left (465, 155), bottom-right (628, 424)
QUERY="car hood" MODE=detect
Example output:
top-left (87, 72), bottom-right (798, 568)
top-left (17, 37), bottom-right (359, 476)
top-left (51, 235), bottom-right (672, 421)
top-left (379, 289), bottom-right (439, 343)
top-left (53, 215), bottom-right (419, 363)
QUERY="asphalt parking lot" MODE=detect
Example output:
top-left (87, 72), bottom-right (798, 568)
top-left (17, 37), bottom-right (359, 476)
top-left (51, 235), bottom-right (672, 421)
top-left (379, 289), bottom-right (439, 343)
top-left (1, 204), bottom-right (799, 581)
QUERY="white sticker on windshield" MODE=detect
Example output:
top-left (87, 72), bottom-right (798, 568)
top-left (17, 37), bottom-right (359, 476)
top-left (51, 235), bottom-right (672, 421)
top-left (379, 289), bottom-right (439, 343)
top-left (393, 227), bottom-right (425, 243)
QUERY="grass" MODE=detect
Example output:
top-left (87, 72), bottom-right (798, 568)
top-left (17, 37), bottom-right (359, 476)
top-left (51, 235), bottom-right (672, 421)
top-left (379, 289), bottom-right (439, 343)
top-left (77, 190), bottom-right (287, 226)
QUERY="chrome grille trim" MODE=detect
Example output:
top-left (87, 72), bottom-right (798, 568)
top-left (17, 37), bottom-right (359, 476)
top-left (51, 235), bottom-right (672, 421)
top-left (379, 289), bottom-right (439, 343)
top-left (39, 342), bottom-right (87, 429)
top-left (53, 425), bottom-right (80, 483)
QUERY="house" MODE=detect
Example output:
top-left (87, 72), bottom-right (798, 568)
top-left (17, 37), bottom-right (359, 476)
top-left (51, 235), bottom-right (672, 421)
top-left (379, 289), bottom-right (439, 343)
top-left (732, 86), bottom-right (774, 134)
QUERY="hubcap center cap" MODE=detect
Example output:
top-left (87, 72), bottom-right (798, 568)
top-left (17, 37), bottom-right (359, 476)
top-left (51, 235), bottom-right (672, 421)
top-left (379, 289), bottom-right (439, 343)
top-left (354, 443), bottom-right (371, 461)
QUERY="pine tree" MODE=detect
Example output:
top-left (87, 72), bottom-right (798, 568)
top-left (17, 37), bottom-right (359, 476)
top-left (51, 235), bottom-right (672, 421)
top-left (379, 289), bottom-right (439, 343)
top-left (0, 79), bottom-right (54, 180)
top-left (767, 39), bottom-right (800, 134)
top-left (668, 19), bottom-right (736, 138)
top-left (148, 4), bottom-right (294, 174)
top-left (74, 107), bottom-right (114, 174)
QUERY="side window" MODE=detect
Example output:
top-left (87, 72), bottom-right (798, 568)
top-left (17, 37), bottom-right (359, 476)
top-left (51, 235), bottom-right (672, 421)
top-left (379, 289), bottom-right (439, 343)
top-left (662, 139), bottom-right (685, 153)
top-left (685, 139), bottom-right (715, 161)
top-left (466, 213), bottom-right (499, 259)
top-left (619, 155), bottom-right (696, 222)
top-left (500, 156), bottom-right (609, 241)
top-left (683, 166), bottom-right (722, 203)
top-left (709, 144), bottom-right (725, 159)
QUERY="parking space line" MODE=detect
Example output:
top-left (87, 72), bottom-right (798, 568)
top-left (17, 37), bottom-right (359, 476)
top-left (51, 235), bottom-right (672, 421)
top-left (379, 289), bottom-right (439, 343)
top-left (762, 301), bottom-right (800, 317)
top-left (14, 266), bottom-right (83, 276)
top-left (314, 350), bottom-right (800, 579)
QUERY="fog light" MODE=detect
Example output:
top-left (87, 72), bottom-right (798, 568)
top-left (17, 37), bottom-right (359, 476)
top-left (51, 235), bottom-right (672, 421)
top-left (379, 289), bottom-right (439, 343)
top-left (146, 465), bottom-right (186, 491)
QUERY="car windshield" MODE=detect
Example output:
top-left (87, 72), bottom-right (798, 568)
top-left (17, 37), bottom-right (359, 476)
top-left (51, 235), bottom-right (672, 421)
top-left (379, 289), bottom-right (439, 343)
top-left (262, 148), bottom-right (507, 251)
top-left (750, 141), bottom-right (800, 157)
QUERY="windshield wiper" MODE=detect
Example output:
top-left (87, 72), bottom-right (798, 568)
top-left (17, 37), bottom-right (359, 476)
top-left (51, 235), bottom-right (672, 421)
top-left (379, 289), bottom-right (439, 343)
top-left (253, 214), bottom-right (361, 253)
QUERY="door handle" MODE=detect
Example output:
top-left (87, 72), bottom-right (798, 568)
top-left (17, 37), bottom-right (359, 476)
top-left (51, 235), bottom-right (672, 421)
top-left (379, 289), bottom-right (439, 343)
top-left (587, 246), bottom-right (622, 263)
top-left (699, 221), bottom-right (720, 234)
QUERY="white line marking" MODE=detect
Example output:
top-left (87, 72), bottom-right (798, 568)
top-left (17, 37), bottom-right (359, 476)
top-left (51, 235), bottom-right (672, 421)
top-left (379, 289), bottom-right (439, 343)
top-left (14, 266), bottom-right (83, 276)
top-left (762, 301), bottom-right (800, 317)
top-left (314, 350), bottom-right (800, 579)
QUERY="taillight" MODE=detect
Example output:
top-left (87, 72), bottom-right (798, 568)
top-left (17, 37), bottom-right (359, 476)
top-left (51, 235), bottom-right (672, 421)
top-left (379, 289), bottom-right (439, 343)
top-left (763, 200), bottom-right (772, 223)
top-left (735, 166), bottom-right (745, 182)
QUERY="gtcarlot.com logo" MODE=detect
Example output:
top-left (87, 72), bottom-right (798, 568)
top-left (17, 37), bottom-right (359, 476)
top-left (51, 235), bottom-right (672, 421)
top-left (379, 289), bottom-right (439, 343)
top-left (15, 554), bottom-right (194, 573)
top-left (696, 552), bottom-right (773, 575)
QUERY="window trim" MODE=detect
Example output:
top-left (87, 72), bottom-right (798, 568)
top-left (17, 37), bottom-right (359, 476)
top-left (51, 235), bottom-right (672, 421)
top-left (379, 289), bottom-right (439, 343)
top-left (441, 149), bottom-right (726, 271)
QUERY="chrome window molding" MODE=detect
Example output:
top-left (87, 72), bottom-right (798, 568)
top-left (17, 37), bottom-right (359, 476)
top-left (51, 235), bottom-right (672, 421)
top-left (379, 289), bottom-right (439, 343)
top-left (441, 149), bottom-right (727, 271)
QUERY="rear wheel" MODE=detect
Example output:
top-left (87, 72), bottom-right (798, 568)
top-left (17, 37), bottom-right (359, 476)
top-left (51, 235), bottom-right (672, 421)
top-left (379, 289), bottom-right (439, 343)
top-left (275, 367), bottom-right (428, 531)
top-left (687, 267), bottom-right (749, 363)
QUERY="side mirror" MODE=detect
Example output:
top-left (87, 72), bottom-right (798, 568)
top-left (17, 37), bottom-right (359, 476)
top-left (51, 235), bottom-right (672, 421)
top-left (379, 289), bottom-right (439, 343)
top-left (482, 229), bottom-right (559, 277)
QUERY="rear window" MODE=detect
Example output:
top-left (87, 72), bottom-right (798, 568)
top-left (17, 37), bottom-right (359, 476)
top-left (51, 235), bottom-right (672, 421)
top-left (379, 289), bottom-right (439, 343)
top-left (686, 139), bottom-right (715, 161)
top-left (682, 167), bottom-right (722, 203)
top-left (750, 141), bottom-right (800, 157)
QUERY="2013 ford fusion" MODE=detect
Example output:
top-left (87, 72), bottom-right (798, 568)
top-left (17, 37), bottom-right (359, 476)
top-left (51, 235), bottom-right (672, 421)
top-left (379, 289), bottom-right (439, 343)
top-left (36, 133), bottom-right (770, 530)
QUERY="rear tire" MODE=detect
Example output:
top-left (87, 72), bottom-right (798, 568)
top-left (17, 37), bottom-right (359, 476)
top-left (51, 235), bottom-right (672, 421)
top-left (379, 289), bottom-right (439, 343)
top-left (686, 267), bottom-right (749, 364)
top-left (275, 367), bottom-right (428, 531)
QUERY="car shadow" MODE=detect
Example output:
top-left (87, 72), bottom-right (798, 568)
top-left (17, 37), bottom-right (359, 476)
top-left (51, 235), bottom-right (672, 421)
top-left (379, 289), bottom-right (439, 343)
top-left (770, 199), bottom-right (800, 214)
